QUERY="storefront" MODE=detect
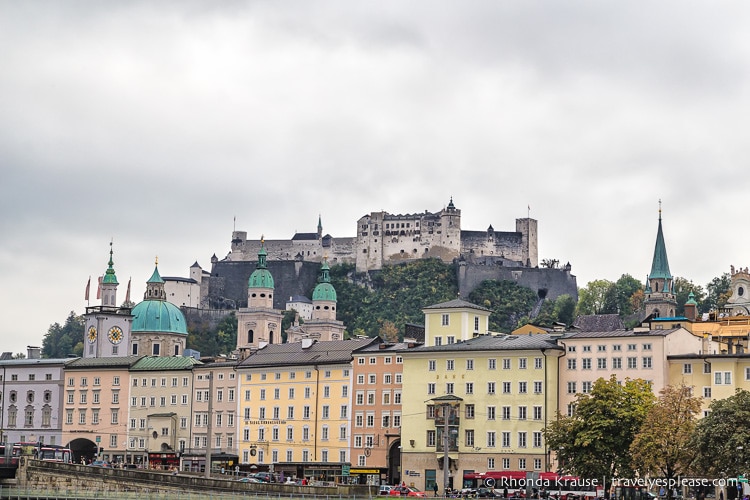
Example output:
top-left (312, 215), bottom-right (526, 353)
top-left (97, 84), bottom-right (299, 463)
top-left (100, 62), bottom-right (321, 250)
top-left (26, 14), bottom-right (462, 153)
top-left (347, 467), bottom-right (388, 485)
top-left (147, 451), bottom-right (178, 470)
top-left (274, 462), bottom-right (349, 485)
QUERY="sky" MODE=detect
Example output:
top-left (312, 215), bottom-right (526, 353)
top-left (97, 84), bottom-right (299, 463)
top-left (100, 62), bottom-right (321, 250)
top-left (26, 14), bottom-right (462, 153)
top-left (2, 1), bottom-right (750, 356)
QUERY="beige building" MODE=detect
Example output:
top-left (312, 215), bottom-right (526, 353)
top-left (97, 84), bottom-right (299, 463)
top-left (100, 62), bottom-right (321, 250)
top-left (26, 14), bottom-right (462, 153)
top-left (62, 356), bottom-right (140, 464)
top-left (668, 352), bottom-right (750, 415)
top-left (127, 356), bottom-right (201, 469)
top-left (183, 359), bottom-right (239, 473)
top-left (558, 327), bottom-right (706, 417)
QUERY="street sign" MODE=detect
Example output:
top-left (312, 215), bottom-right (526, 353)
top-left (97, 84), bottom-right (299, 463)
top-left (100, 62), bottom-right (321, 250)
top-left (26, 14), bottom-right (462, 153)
top-left (96, 436), bottom-right (101, 443)
top-left (342, 464), bottom-right (350, 477)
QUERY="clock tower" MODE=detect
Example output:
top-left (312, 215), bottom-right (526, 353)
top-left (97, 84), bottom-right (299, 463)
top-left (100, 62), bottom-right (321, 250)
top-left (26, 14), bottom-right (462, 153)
top-left (83, 242), bottom-right (134, 358)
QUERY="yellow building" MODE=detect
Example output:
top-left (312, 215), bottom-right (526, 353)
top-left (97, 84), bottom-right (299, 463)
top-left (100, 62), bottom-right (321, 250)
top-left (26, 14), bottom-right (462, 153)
top-left (402, 299), bottom-right (563, 492)
top-left (236, 337), bottom-right (379, 482)
top-left (423, 299), bottom-right (491, 346)
top-left (668, 352), bottom-right (750, 415)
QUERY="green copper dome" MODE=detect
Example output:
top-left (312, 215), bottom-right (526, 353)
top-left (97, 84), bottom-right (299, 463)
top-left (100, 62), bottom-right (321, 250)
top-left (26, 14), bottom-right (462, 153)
top-left (131, 260), bottom-right (187, 335)
top-left (248, 239), bottom-right (274, 289)
top-left (131, 300), bottom-right (188, 335)
top-left (312, 260), bottom-right (337, 302)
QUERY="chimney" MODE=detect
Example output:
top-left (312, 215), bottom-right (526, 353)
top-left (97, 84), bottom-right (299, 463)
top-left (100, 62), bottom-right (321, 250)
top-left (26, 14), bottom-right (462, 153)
top-left (27, 346), bottom-right (41, 359)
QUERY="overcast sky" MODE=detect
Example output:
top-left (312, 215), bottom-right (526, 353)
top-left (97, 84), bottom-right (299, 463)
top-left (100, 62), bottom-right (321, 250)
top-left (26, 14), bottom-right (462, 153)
top-left (2, 1), bottom-right (749, 356)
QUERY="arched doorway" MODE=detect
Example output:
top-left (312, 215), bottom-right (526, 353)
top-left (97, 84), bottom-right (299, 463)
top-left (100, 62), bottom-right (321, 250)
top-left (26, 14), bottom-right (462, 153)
top-left (68, 437), bottom-right (97, 464)
top-left (388, 440), bottom-right (401, 485)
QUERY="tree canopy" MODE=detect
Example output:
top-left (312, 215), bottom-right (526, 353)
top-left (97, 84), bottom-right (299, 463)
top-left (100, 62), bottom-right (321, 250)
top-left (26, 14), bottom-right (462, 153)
top-left (41, 311), bottom-right (84, 358)
top-left (630, 384), bottom-right (702, 498)
top-left (544, 375), bottom-right (655, 488)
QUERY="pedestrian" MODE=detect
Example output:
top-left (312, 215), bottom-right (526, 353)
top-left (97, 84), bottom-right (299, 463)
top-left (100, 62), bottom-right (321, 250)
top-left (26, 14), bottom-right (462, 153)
top-left (504, 488), bottom-right (509, 499)
top-left (434, 483), bottom-right (439, 497)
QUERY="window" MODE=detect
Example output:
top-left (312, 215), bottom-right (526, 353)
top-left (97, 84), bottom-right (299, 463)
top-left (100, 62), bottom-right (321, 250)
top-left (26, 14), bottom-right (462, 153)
top-left (533, 406), bottom-right (542, 420)
top-left (446, 383), bottom-right (454, 394)
top-left (487, 406), bottom-right (496, 420)
top-left (503, 358), bottom-right (511, 370)
top-left (533, 381), bottom-right (543, 394)
top-left (627, 357), bottom-right (637, 369)
top-left (643, 343), bottom-right (652, 350)
top-left (567, 359), bottom-right (577, 370)
top-left (517, 406), bottom-right (526, 420)
top-left (447, 360), bottom-right (454, 371)
top-left (503, 382), bottom-right (511, 394)
top-left (518, 432), bottom-right (527, 448)
top-left (518, 382), bottom-right (527, 394)
top-left (628, 344), bottom-right (637, 351)
top-left (441, 314), bottom-right (449, 326)
top-left (487, 382), bottom-right (496, 395)
top-left (488, 359), bottom-right (496, 370)
top-left (519, 358), bottom-right (527, 370)
top-left (465, 383), bottom-right (474, 395)
top-left (447, 336), bottom-right (455, 345)
top-left (567, 382), bottom-right (577, 394)
top-left (428, 360), bottom-right (436, 371)
top-left (427, 430), bottom-right (437, 447)
top-left (488, 458), bottom-right (495, 469)
top-left (582, 358), bottom-right (592, 370)
top-left (683, 363), bottom-right (693, 374)
top-left (428, 383), bottom-right (436, 395)
top-left (612, 357), bottom-right (622, 369)
top-left (466, 359), bottom-right (474, 370)
top-left (582, 381), bottom-right (592, 394)
top-left (582, 346), bottom-right (591, 353)
top-left (474, 316), bottom-right (480, 331)
top-left (501, 432), bottom-right (510, 448)
top-left (487, 431), bottom-right (496, 448)
top-left (703, 387), bottom-right (712, 398)
top-left (458, 428), bottom-right (473, 448)
top-left (519, 458), bottom-right (527, 470)
top-left (567, 345), bottom-right (576, 353)
top-left (465, 404), bottom-right (475, 419)
top-left (597, 358), bottom-right (607, 369)
top-left (642, 357), bottom-right (652, 369)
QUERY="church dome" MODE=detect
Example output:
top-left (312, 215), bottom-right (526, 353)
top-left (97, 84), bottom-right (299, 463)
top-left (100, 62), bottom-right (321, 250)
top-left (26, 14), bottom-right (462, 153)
top-left (312, 259), bottom-right (336, 302)
top-left (131, 261), bottom-right (188, 335)
top-left (131, 300), bottom-right (188, 335)
top-left (312, 282), bottom-right (337, 302)
top-left (248, 240), bottom-right (274, 289)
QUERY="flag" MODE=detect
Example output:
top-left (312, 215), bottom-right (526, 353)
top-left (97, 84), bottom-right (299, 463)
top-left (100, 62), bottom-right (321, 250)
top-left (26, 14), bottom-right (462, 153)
top-left (85, 277), bottom-right (91, 301)
top-left (96, 276), bottom-right (103, 299)
top-left (125, 277), bottom-right (131, 303)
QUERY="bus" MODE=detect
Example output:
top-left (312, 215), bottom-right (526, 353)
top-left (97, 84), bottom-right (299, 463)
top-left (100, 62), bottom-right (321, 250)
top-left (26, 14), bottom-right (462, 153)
top-left (13, 442), bottom-right (73, 463)
top-left (463, 471), bottom-right (601, 500)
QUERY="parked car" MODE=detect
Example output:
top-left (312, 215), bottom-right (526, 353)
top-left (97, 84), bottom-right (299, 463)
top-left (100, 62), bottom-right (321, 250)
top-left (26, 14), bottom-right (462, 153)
top-left (477, 488), bottom-right (503, 498)
top-left (390, 486), bottom-right (428, 497)
top-left (88, 460), bottom-right (111, 468)
top-left (380, 485), bottom-right (397, 496)
top-left (238, 476), bottom-right (263, 483)
top-left (252, 472), bottom-right (274, 482)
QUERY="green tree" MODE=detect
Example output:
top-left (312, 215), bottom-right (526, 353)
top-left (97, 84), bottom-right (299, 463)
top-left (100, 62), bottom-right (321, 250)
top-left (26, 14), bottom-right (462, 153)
top-left (42, 311), bottom-right (84, 358)
top-left (553, 295), bottom-right (577, 326)
top-left (613, 274), bottom-right (643, 316)
top-left (576, 280), bottom-right (615, 315)
top-left (630, 384), bottom-right (702, 499)
top-left (692, 389), bottom-right (750, 477)
top-left (544, 376), bottom-right (655, 489)
top-left (186, 312), bottom-right (237, 357)
top-left (468, 280), bottom-right (538, 332)
top-left (705, 273), bottom-right (732, 313)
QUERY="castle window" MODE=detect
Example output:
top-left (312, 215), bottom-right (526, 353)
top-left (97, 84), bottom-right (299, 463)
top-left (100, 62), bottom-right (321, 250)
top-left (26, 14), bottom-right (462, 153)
top-left (248, 330), bottom-right (254, 343)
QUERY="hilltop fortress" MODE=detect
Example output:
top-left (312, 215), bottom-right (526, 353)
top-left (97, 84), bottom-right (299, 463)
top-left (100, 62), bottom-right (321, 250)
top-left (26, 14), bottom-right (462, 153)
top-left (204, 199), bottom-right (577, 312)
top-left (227, 198), bottom-right (538, 271)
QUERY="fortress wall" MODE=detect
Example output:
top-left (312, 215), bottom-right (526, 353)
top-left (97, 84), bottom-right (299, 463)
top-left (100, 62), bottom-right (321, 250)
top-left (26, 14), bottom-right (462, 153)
top-left (458, 263), bottom-right (578, 303)
top-left (208, 260), bottom-right (320, 310)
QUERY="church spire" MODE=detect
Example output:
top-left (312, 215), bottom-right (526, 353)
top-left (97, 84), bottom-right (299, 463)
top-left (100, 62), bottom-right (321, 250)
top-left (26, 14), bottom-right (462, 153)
top-left (649, 200), bottom-right (672, 288)
top-left (100, 240), bottom-right (119, 307)
top-left (144, 256), bottom-right (166, 301)
top-left (317, 215), bottom-right (323, 239)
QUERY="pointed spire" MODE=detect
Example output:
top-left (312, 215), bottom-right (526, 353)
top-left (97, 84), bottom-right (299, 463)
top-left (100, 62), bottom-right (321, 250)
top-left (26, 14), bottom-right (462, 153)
top-left (102, 240), bottom-right (118, 285)
top-left (317, 214), bottom-right (323, 238)
top-left (145, 256), bottom-right (166, 300)
top-left (257, 236), bottom-right (268, 269)
top-left (649, 200), bottom-right (672, 282)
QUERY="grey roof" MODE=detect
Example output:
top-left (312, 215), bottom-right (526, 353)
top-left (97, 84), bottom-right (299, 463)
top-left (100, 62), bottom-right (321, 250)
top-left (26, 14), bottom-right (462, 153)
top-left (564, 328), bottom-right (682, 339)
top-left (237, 338), bottom-right (380, 368)
top-left (354, 341), bottom-right (417, 353)
top-left (0, 357), bottom-right (79, 367)
top-left (410, 333), bottom-right (565, 353)
top-left (404, 323), bottom-right (425, 343)
top-left (423, 299), bottom-right (491, 313)
top-left (65, 355), bottom-right (143, 369)
top-left (291, 232), bottom-right (318, 241)
top-left (573, 314), bottom-right (624, 332)
top-left (162, 276), bottom-right (198, 284)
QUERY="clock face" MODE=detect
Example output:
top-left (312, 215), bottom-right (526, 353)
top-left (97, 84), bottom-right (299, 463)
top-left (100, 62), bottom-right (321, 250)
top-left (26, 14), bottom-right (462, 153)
top-left (108, 326), bottom-right (124, 345)
top-left (87, 326), bottom-right (97, 343)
